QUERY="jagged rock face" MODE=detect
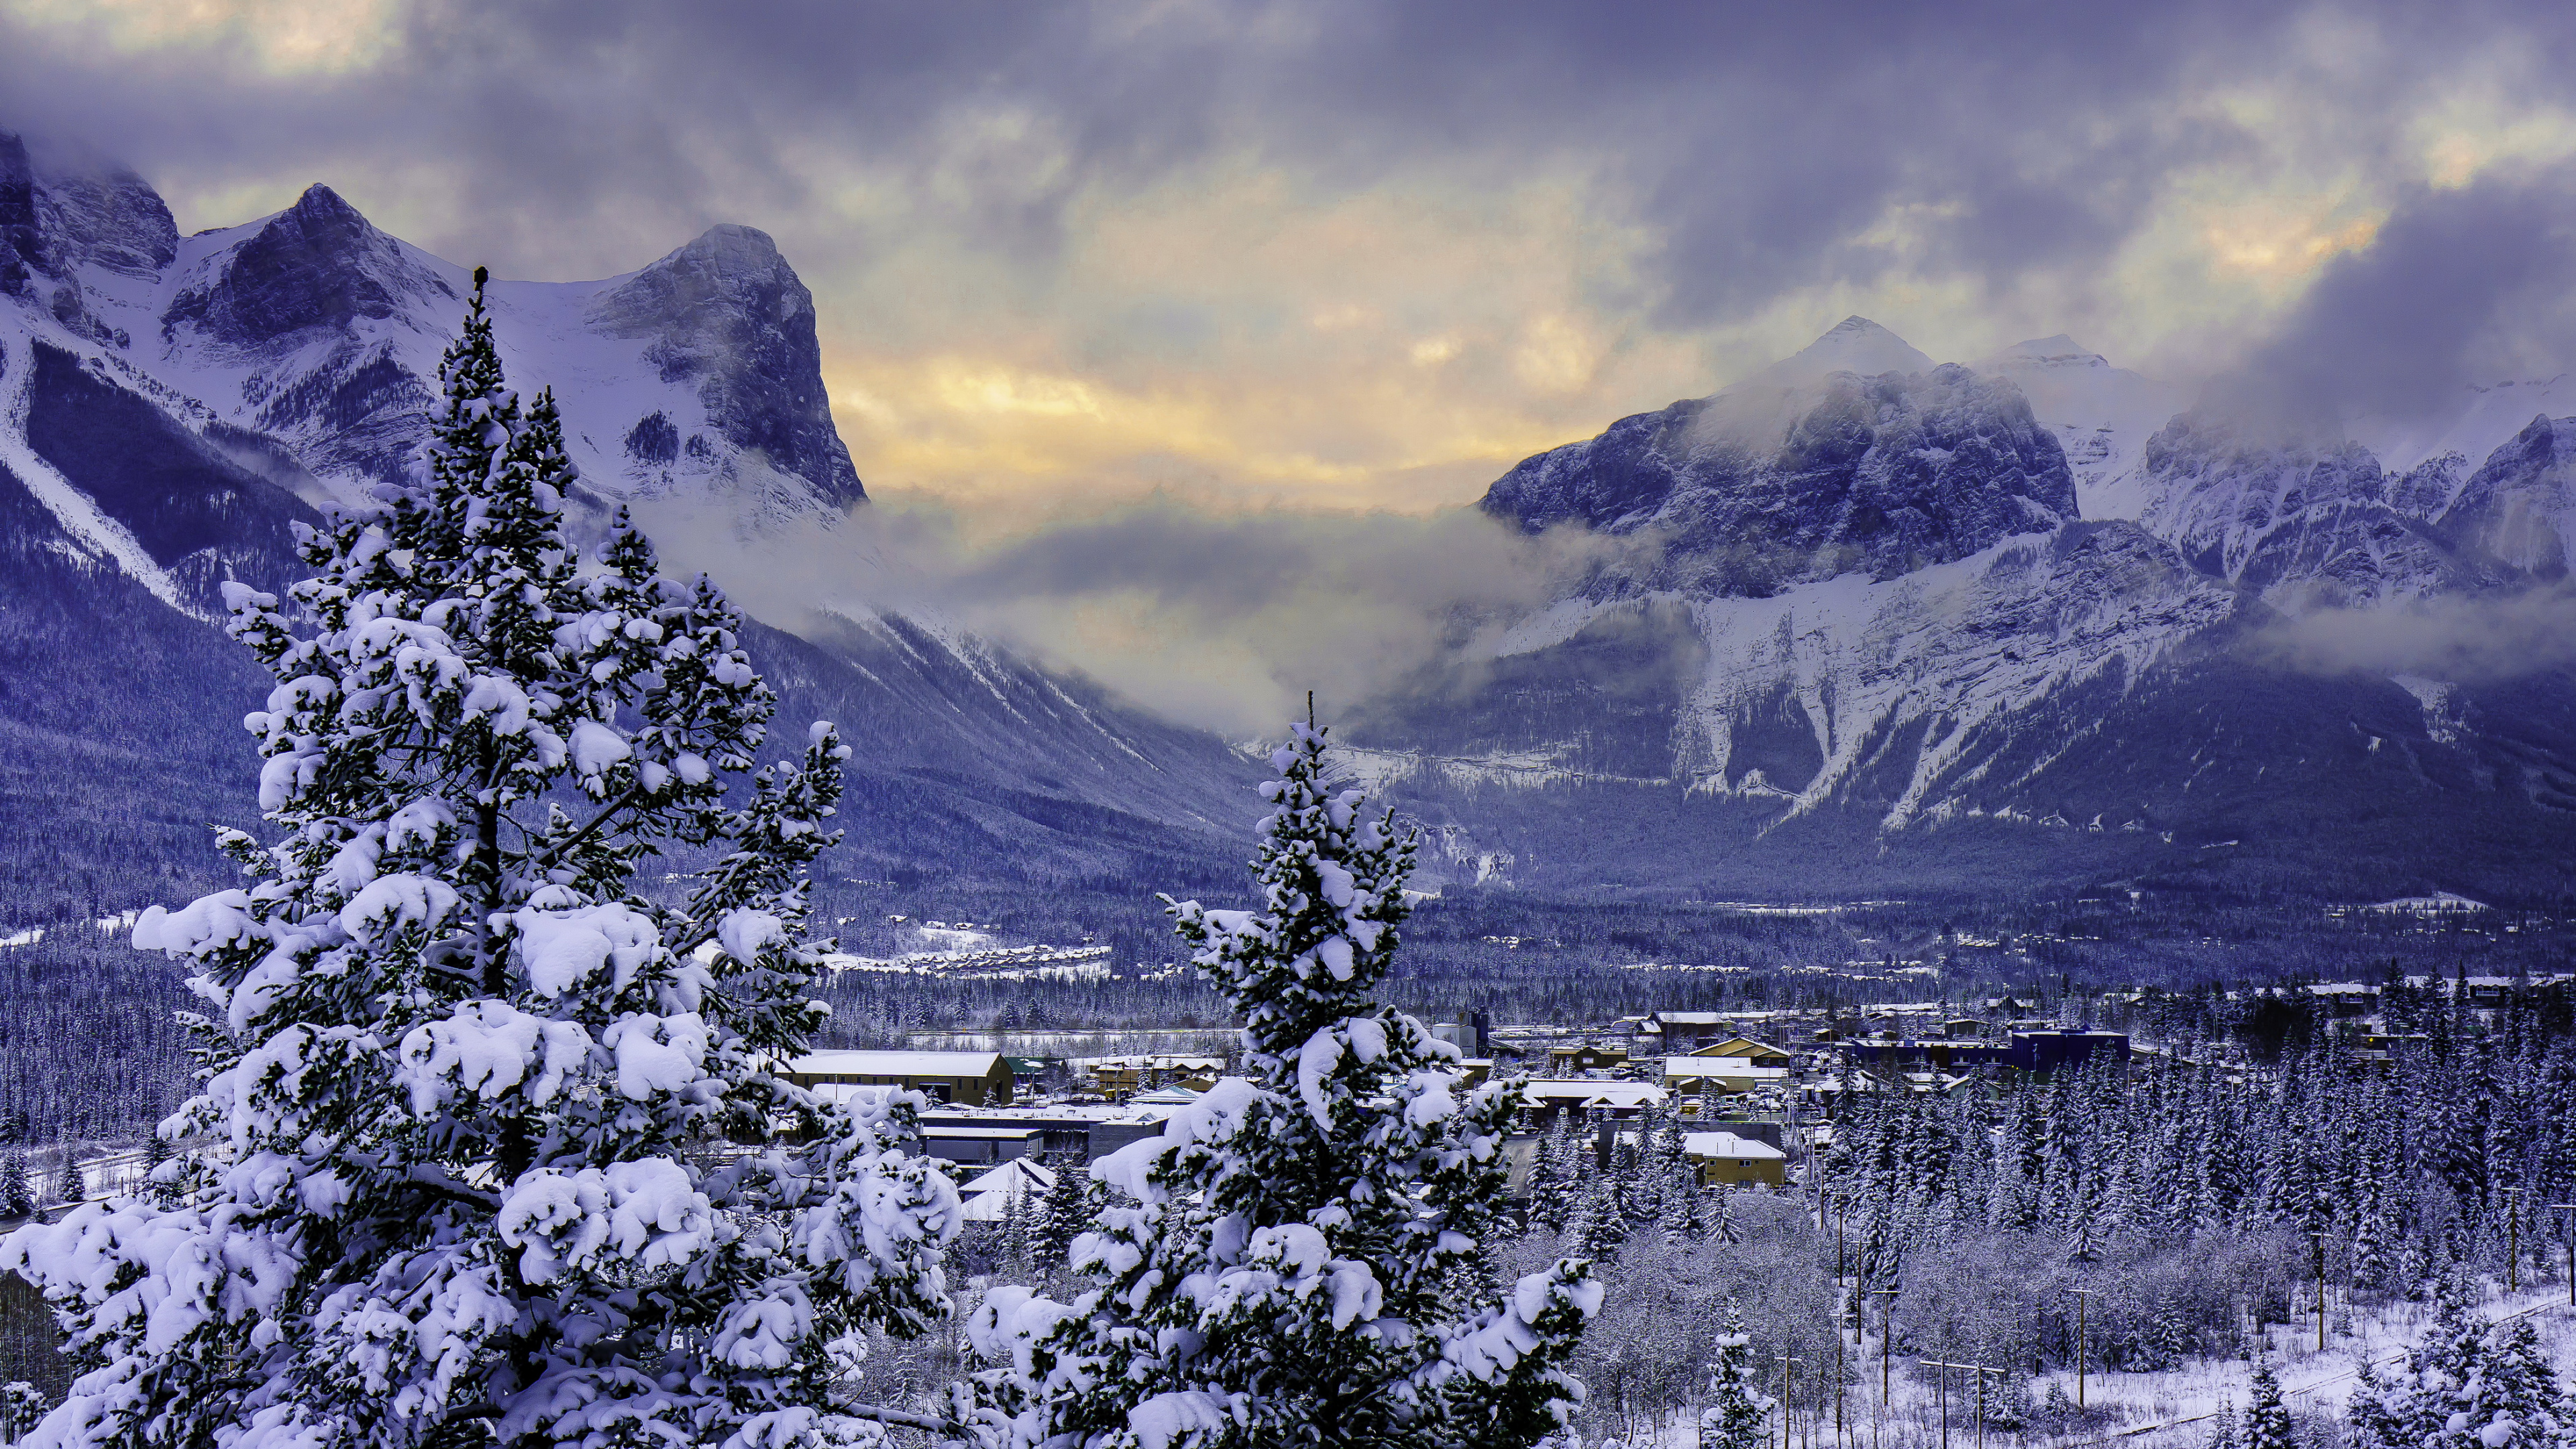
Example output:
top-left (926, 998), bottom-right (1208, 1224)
top-left (2133, 411), bottom-right (2477, 608)
top-left (590, 225), bottom-right (863, 509)
top-left (30, 163), bottom-right (175, 281)
top-left (2438, 414), bottom-right (2576, 580)
top-left (0, 134), bottom-right (44, 298)
top-left (0, 160), bottom-right (867, 525)
top-left (163, 184), bottom-right (451, 346)
top-left (1485, 363), bottom-right (2074, 596)
top-left (0, 131), bottom-right (174, 345)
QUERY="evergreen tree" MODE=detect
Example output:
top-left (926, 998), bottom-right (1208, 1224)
top-left (1697, 1299), bottom-right (1770, 1449)
top-left (0, 1157), bottom-right (28, 1220)
top-left (0, 1382), bottom-right (46, 1444)
top-left (2203, 1404), bottom-right (2239, 1449)
top-left (966, 721), bottom-right (1599, 1448)
top-left (1585, 1177), bottom-right (1631, 1256)
top-left (1524, 1132), bottom-right (1568, 1233)
top-left (998, 1182), bottom-right (1032, 1275)
top-left (1707, 1185), bottom-right (1740, 1246)
top-left (1032, 1157), bottom-right (1091, 1271)
top-left (2241, 1362), bottom-right (2292, 1449)
top-left (1, 274), bottom-right (963, 1449)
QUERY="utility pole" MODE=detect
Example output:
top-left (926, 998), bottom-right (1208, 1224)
top-left (1927, 1350), bottom-right (1957, 1444)
top-left (1870, 1288), bottom-right (1900, 1405)
top-left (1774, 1354), bottom-right (1803, 1449)
top-left (2505, 1186), bottom-right (2522, 1293)
top-left (2551, 1203), bottom-right (2576, 1306)
top-left (1833, 1291), bottom-right (1846, 1446)
top-left (1973, 1364), bottom-right (2000, 1449)
top-left (2306, 1229), bottom-right (2326, 1352)
top-left (2069, 1287), bottom-right (2099, 1409)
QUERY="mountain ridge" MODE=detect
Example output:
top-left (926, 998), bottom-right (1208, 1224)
top-left (0, 135), bottom-right (1260, 918)
top-left (1362, 317), bottom-right (2576, 900)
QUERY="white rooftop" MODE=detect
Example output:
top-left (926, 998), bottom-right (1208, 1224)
top-left (1519, 1081), bottom-right (1666, 1106)
top-left (1663, 1059), bottom-right (1788, 1079)
top-left (790, 1050), bottom-right (1004, 1077)
top-left (1684, 1131), bottom-right (1785, 1161)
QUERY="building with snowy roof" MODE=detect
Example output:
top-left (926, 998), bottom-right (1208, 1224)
top-left (1682, 1131), bottom-right (1786, 1188)
top-left (1517, 1080), bottom-right (1664, 1127)
top-left (783, 1050), bottom-right (1014, 1106)
top-left (1660, 1059), bottom-right (1789, 1095)
top-left (953, 1157), bottom-right (1059, 1222)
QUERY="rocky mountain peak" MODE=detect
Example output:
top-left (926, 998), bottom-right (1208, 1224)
top-left (590, 223), bottom-right (863, 508)
top-left (162, 182), bottom-right (453, 349)
top-left (1755, 315), bottom-right (1936, 388)
top-left (1990, 335), bottom-right (2105, 370)
top-left (1482, 352), bottom-right (2072, 595)
top-left (0, 132), bottom-right (37, 297)
top-left (2437, 412), bottom-right (2576, 579)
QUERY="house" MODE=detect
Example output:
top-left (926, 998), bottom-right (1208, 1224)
top-left (921, 1124), bottom-right (1040, 1165)
top-left (1648, 1012), bottom-right (1735, 1051)
top-left (1545, 1042), bottom-right (1629, 1075)
top-left (1684, 1035), bottom-right (1794, 1066)
top-left (1682, 1130), bottom-right (1787, 1188)
top-left (784, 1050), bottom-right (1014, 1106)
top-left (1518, 1080), bottom-right (1665, 1128)
top-left (953, 1157), bottom-right (1059, 1222)
top-left (917, 1104), bottom-right (1181, 1163)
top-left (1085, 1055), bottom-right (1224, 1099)
top-left (1662, 1059), bottom-right (1789, 1097)
top-left (1836, 1028), bottom-right (2127, 1079)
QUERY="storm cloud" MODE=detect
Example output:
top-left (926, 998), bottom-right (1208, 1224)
top-left (2227, 162), bottom-right (2576, 427)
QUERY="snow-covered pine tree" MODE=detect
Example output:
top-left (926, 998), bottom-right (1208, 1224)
top-left (2202, 1404), bottom-right (2239, 1449)
top-left (2241, 1361), bottom-right (2292, 1449)
top-left (3, 272), bottom-right (963, 1449)
top-left (1032, 1157), bottom-right (1091, 1271)
top-left (1587, 1176), bottom-right (1631, 1255)
top-left (965, 720), bottom-right (1600, 1449)
top-left (1697, 1299), bottom-right (1769, 1449)
top-left (997, 1181), bottom-right (1032, 1275)
top-left (0, 1157), bottom-right (28, 1220)
top-left (0, 1383), bottom-right (46, 1445)
top-left (1708, 1185), bottom-right (1739, 1246)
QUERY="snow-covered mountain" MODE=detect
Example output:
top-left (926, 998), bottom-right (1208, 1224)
top-left (0, 133), bottom-right (1254, 912)
top-left (1350, 317), bottom-right (2576, 901)
top-left (1978, 335), bottom-right (2182, 521)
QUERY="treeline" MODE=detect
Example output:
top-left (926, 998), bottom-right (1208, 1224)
top-left (1830, 995), bottom-right (2576, 1380)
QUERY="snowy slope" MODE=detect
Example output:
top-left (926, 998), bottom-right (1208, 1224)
top-left (1979, 335), bottom-right (2184, 521)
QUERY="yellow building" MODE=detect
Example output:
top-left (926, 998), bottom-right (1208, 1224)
top-left (1682, 1130), bottom-right (1787, 1188)
top-left (1686, 1036), bottom-right (1793, 1066)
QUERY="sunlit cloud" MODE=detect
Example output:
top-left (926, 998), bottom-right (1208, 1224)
top-left (5, 0), bottom-right (398, 74)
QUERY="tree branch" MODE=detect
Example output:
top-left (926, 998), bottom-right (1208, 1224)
top-left (441, 1397), bottom-right (953, 1436)
top-left (837, 1402), bottom-right (957, 1434)
top-left (407, 1165), bottom-right (502, 1211)
top-left (531, 782), bottom-right (645, 872)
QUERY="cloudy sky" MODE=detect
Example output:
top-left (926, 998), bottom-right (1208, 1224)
top-left (9, 0), bottom-right (2576, 725)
